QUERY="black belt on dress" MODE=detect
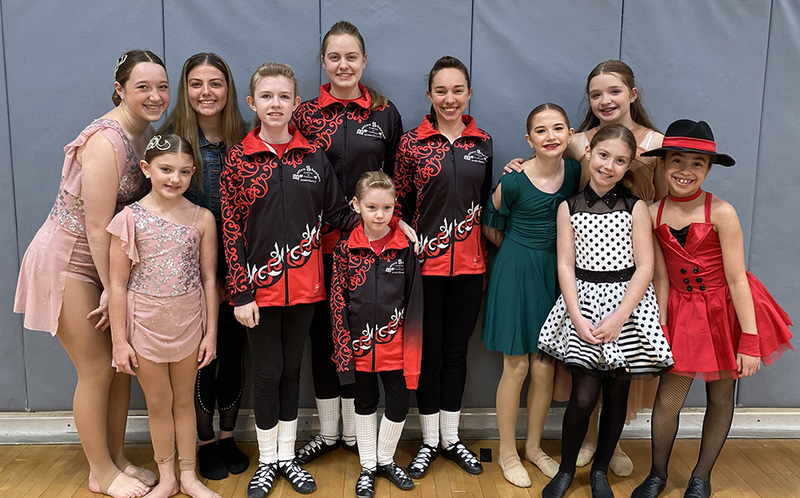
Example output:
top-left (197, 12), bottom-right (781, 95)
top-left (575, 266), bottom-right (635, 283)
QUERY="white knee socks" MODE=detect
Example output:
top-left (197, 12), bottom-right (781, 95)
top-left (256, 425), bottom-right (278, 464)
top-left (355, 412), bottom-right (378, 471)
top-left (315, 396), bottom-right (341, 445)
top-left (420, 412), bottom-right (440, 447)
top-left (440, 409), bottom-right (461, 449)
top-left (342, 397), bottom-right (357, 446)
top-left (377, 415), bottom-right (405, 466)
top-left (277, 419), bottom-right (297, 462)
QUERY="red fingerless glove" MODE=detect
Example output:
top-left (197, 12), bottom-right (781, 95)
top-left (737, 333), bottom-right (761, 357)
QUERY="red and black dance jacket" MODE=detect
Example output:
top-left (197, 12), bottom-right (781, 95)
top-left (221, 127), bottom-right (357, 307)
top-left (394, 115), bottom-right (492, 276)
top-left (294, 83), bottom-right (403, 253)
top-left (331, 225), bottom-right (423, 389)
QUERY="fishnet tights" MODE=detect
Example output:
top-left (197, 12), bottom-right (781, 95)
top-left (649, 373), bottom-right (735, 481)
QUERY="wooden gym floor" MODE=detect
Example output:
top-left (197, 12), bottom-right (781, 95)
top-left (1, 439), bottom-right (799, 497)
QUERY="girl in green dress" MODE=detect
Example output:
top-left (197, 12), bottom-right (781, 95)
top-left (482, 104), bottom-right (581, 487)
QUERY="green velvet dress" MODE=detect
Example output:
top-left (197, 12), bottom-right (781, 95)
top-left (481, 158), bottom-right (580, 356)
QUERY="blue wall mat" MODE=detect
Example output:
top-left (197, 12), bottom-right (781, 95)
top-left (4, 0), bottom-right (164, 411)
top-left (739, 0), bottom-right (800, 407)
top-left (621, 0), bottom-right (771, 260)
top-left (621, 0), bottom-right (772, 408)
top-left (164, 0), bottom-right (321, 125)
top-left (471, 0), bottom-right (623, 182)
top-left (0, 6), bottom-right (27, 411)
top-left (321, 0), bottom-right (473, 134)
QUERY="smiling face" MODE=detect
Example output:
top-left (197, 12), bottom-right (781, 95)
top-left (586, 138), bottom-right (634, 192)
top-left (526, 109), bottom-right (573, 159)
top-left (246, 75), bottom-right (301, 131)
top-left (322, 34), bottom-right (367, 99)
top-left (353, 187), bottom-right (395, 240)
top-left (187, 64), bottom-right (228, 119)
top-left (588, 72), bottom-right (637, 127)
top-left (141, 152), bottom-right (195, 200)
top-left (427, 67), bottom-right (472, 127)
top-left (663, 151), bottom-right (712, 197)
top-left (115, 62), bottom-right (170, 123)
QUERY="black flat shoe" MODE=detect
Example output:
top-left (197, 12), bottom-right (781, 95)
top-left (407, 444), bottom-right (438, 479)
top-left (295, 433), bottom-right (341, 465)
top-left (278, 459), bottom-right (317, 494)
top-left (355, 468), bottom-right (375, 498)
top-left (631, 474), bottom-right (667, 498)
top-left (439, 441), bottom-right (483, 475)
top-left (247, 462), bottom-right (277, 498)
top-left (542, 471), bottom-right (573, 498)
top-left (218, 437), bottom-right (250, 475)
top-left (377, 462), bottom-right (414, 490)
top-left (198, 442), bottom-right (228, 480)
top-left (683, 477), bottom-right (711, 498)
top-left (342, 439), bottom-right (359, 454)
top-left (590, 470), bottom-right (614, 498)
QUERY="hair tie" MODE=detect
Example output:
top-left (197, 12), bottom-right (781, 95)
top-left (113, 54), bottom-right (128, 79)
top-left (146, 135), bottom-right (171, 151)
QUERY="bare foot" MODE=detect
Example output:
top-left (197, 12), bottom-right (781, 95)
top-left (180, 471), bottom-right (222, 498)
top-left (123, 464), bottom-right (159, 487)
top-left (103, 472), bottom-right (151, 498)
top-left (142, 480), bottom-right (180, 498)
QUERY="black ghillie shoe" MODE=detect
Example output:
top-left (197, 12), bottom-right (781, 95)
top-left (439, 441), bottom-right (483, 475)
top-left (377, 462), bottom-right (414, 490)
top-left (355, 468), bottom-right (376, 498)
top-left (295, 433), bottom-right (340, 465)
top-left (407, 444), bottom-right (438, 479)
top-left (247, 462), bottom-right (277, 498)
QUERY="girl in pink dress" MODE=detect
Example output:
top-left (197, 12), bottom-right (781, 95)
top-left (108, 134), bottom-right (220, 498)
top-left (632, 120), bottom-right (793, 498)
top-left (14, 50), bottom-right (167, 498)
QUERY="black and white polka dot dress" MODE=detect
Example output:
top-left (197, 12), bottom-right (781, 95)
top-left (537, 185), bottom-right (673, 375)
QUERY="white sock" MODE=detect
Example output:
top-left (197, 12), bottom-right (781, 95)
top-left (355, 412), bottom-right (377, 471)
top-left (256, 425), bottom-right (278, 464)
top-left (377, 415), bottom-right (405, 466)
top-left (342, 397), bottom-right (357, 446)
top-left (316, 396), bottom-right (341, 445)
top-left (277, 419), bottom-right (298, 462)
top-left (419, 412), bottom-right (439, 447)
top-left (440, 409), bottom-right (461, 449)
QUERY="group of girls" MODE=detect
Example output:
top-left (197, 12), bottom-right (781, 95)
top-left (12, 18), bottom-right (793, 498)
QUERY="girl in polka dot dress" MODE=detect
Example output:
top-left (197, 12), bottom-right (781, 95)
top-left (537, 125), bottom-right (673, 498)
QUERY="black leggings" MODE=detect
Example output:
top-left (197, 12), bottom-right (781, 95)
top-left (415, 274), bottom-right (483, 414)
top-left (195, 303), bottom-right (248, 441)
top-left (247, 304), bottom-right (314, 430)
top-left (309, 254), bottom-right (354, 400)
top-left (353, 370), bottom-right (410, 423)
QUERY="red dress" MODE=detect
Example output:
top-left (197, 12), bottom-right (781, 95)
top-left (654, 192), bottom-right (793, 380)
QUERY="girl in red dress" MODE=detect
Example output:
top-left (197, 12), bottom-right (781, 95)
top-left (633, 120), bottom-right (793, 498)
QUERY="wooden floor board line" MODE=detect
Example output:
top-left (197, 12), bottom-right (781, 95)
top-left (1, 440), bottom-right (800, 497)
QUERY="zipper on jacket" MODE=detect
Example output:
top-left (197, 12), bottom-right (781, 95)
top-left (278, 159), bottom-right (290, 306)
top-left (372, 252), bottom-right (380, 373)
top-left (449, 140), bottom-right (457, 277)
top-left (342, 107), bottom-right (349, 195)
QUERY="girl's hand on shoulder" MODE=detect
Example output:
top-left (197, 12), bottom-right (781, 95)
top-left (234, 301), bottom-right (260, 328)
top-left (737, 353), bottom-right (761, 377)
top-left (398, 220), bottom-right (420, 254)
top-left (574, 316), bottom-right (600, 344)
top-left (594, 312), bottom-right (625, 343)
top-left (503, 158), bottom-right (524, 175)
top-left (113, 341), bottom-right (138, 376)
top-left (197, 334), bottom-right (217, 370)
top-left (87, 289), bottom-right (111, 331)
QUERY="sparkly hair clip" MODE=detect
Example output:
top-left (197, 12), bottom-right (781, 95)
top-left (113, 54), bottom-right (128, 79)
top-left (146, 135), bottom-right (171, 151)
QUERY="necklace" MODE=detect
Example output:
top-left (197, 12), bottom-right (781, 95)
top-left (668, 188), bottom-right (703, 203)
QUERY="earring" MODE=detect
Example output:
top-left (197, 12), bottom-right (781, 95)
top-left (144, 173), bottom-right (150, 179)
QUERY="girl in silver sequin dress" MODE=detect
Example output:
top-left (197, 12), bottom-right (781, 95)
top-left (108, 134), bottom-right (221, 498)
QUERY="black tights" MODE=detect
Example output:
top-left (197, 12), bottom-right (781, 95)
top-left (649, 373), bottom-right (735, 482)
top-left (195, 303), bottom-right (247, 442)
top-left (559, 372), bottom-right (631, 475)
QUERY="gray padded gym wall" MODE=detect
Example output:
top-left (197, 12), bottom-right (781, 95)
top-left (1, 0), bottom-right (797, 413)
top-left (741, 0), bottom-right (800, 406)
top-left (0, 3), bottom-right (27, 411)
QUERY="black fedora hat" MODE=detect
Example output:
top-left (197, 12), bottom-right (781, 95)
top-left (641, 119), bottom-right (735, 166)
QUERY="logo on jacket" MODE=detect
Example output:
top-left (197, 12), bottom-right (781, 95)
top-left (385, 259), bottom-right (404, 274)
top-left (292, 165), bottom-right (321, 183)
top-left (463, 149), bottom-right (489, 164)
top-left (355, 121), bottom-right (385, 139)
